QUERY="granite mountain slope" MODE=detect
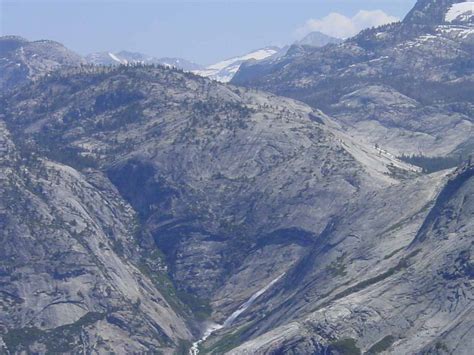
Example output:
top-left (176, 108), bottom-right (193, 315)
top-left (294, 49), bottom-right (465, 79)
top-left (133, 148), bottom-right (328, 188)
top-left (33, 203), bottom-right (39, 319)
top-left (0, 63), bottom-right (424, 353)
top-left (1, 63), bottom-right (411, 296)
top-left (232, 0), bottom-right (474, 158)
top-left (1, 1), bottom-right (473, 351)
top-left (207, 162), bottom-right (473, 354)
top-left (0, 121), bottom-right (193, 353)
top-left (0, 36), bottom-right (85, 92)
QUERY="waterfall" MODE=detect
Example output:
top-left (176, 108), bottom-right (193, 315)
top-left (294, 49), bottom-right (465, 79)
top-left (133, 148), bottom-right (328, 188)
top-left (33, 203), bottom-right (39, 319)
top-left (189, 274), bottom-right (284, 355)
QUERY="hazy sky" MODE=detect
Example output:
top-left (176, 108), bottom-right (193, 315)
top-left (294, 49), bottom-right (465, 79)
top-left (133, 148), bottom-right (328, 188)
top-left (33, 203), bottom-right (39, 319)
top-left (1, 0), bottom-right (417, 65)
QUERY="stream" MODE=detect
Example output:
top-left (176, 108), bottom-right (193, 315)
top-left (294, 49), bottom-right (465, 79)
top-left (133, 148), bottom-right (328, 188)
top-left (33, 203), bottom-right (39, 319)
top-left (189, 274), bottom-right (284, 355)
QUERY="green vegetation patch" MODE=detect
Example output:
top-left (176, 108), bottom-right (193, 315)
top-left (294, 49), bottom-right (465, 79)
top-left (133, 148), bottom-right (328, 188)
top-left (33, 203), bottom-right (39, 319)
top-left (317, 249), bottom-right (422, 311)
top-left (201, 324), bottom-right (252, 354)
top-left (138, 260), bottom-right (184, 314)
top-left (174, 339), bottom-right (193, 355)
top-left (176, 290), bottom-right (212, 321)
top-left (383, 247), bottom-right (405, 260)
top-left (326, 255), bottom-right (348, 277)
top-left (366, 335), bottom-right (396, 354)
top-left (329, 338), bottom-right (361, 355)
top-left (399, 154), bottom-right (463, 174)
top-left (434, 341), bottom-right (450, 353)
top-left (138, 251), bottom-right (211, 321)
top-left (4, 312), bottom-right (105, 353)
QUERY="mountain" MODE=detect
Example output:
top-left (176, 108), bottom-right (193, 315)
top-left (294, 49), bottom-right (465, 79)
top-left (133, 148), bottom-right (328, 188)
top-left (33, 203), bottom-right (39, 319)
top-left (0, 60), bottom-right (428, 353)
top-left (1, 0), bottom-right (473, 353)
top-left (192, 47), bottom-right (281, 82)
top-left (1, 53), bottom-right (472, 354)
top-left (0, 36), bottom-right (84, 91)
top-left (296, 31), bottom-right (343, 47)
top-left (225, 162), bottom-right (474, 354)
top-left (85, 50), bottom-right (203, 71)
top-left (232, 0), bottom-right (474, 159)
top-left (0, 121), bottom-right (193, 354)
top-left (192, 32), bottom-right (341, 84)
top-left (404, 0), bottom-right (473, 24)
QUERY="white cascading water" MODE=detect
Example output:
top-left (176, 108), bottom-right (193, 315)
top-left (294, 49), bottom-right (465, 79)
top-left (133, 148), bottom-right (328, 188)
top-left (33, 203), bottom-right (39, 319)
top-left (189, 274), bottom-right (284, 355)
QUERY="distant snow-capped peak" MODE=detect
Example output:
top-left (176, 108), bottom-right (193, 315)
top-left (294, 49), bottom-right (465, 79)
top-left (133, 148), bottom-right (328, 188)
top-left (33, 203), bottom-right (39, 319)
top-left (193, 47), bottom-right (280, 83)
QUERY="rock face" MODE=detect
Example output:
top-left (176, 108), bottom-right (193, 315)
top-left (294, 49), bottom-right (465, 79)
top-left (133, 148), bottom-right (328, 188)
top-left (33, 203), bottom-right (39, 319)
top-left (0, 121), bottom-right (193, 353)
top-left (0, 63), bottom-right (423, 353)
top-left (0, 36), bottom-right (85, 91)
top-left (225, 164), bottom-right (473, 355)
top-left (2, 60), bottom-right (471, 354)
top-left (0, 1), bottom-right (472, 353)
top-left (404, 0), bottom-right (469, 25)
top-left (232, 0), bottom-right (474, 158)
top-left (1, 63), bottom-right (411, 298)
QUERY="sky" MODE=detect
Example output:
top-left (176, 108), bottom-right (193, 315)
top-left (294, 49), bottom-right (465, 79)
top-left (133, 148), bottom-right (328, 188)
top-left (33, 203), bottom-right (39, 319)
top-left (1, 0), bottom-right (417, 65)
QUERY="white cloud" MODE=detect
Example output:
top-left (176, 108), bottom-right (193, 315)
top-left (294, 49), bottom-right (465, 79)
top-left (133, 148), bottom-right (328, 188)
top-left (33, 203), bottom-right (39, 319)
top-left (296, 10), bottom-right (400, 39)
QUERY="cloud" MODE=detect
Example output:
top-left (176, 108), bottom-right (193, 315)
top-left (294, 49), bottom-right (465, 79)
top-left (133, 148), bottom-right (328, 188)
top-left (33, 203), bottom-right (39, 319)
top-left (296, 10), bottom-right (400, 39)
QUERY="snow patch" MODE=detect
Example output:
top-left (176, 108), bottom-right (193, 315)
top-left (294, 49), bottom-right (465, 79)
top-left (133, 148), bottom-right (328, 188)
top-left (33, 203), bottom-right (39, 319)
top-left (207, 49), bottom-right (277, 71)
top-left (108, 52), bottom-right (125, 64)
top-left (193, 48), bottom-right (278, 83)
top-left (445, 2), bottom-right (474, 22)
top-left (437, 25), bottom-right (474, 39)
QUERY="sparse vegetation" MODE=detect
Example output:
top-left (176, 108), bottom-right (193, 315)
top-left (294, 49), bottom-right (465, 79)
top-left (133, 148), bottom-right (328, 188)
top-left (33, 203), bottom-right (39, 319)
top-left (329, 338), bottom-right (361, 355)
top-left (175, 290), bottom-right (212, 321)
top-left (326, 254), bottom-right (348, 277)
top-left (202, 324), bottom-right (252, 354)
top-left (366, 335), bottom-right (396, 354)
top-left (2, 18), bottom-right (472, 353)
top-left (399, 154), bottom-right (463, 173)
top-left (383, 247), bottom-right (405, 260)
top-left (175, 339), bottom-right (193, 355)
top-left (323, 249), bottom-right (422, 307)
top-left (3, 312), bottom-right (105, 353)
top-left (434, 341), bottom-right (450, 353)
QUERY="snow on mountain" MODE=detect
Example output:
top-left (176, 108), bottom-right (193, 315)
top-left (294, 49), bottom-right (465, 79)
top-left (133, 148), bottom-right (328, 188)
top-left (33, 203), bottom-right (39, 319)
top-left (108, 52), bottom-right (126, 64)
top-left (445, 1), bottom-right (474, 22)
top-left (193, 47), bottom-right (280, 83)
top-left (86, 51), bottom-right (203, 71)
top-left (85, 52), bottom-right (124, 65)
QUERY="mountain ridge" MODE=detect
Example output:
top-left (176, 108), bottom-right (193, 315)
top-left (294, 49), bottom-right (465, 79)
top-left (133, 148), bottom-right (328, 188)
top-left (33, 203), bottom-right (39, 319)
top-left (232, 0), bottom-right (474, 158)
top-left (2, 59), bottom-right (471, 354)
top-left (1, 0), bottom-right (473, 353)
top-left (85, 50), bottom-right (203, 71)
top-left (0, 36), bottom-right (85, 91)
